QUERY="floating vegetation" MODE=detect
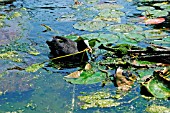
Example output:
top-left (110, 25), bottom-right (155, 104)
top-left (141, 68), bottom-right (170, 99)
top-left (81, 33), bottom-right (119, 46)
top-left (94, 3), bottom-right (124, 10)
top-left (64, 70), bottom-right (106, 84)
top-left (146, 105), bottom-right (170, 113)
top-left (28, 46), bottom-right (40, 56)
top-left (141, 10), bottom-right (168, 17)
top-left (106, 24), bottom-right (143, 33)
top-left (0, 51), bottom-right (22, 62)
top-left (78, 91), bottom-right (121, 109)
top-left (73, 21), bottom-right (107, 32)
top-left (137, 6), bottom-right (155, 10)
top-left (93, 9), bottom-right (125, 22)
top-left (25, 63), bottom-right (45, 72)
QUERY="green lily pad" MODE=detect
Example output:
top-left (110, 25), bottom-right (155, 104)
top-left (73, 21), bottom-right (107, 32)
top-left (64, 70), bottom-right (106, 84)
top-left (141, 70), bottom-right (170, 99)
top-left (94, 3), bottom-right (124, 10)
top-left (106, 24), bottom-right (143, 33)
top-left (141, 10), bottom-right (168, 17)
top-left (137, 6), bottom-right (155, 11)
top-left (94, 9), bottom-right (125, 22)
top-left (160, 5), bottom-right (170, 12)
top-left (153, 3), bottom-right (168, 7)
top-left (85, 0), bottom-right (99, 4)
top-left (123, 33), bottom-right (145, 44)
top-left (143, 29), bottom-right (168, 39)
top-left (81, 33), bottom-right (119, 46)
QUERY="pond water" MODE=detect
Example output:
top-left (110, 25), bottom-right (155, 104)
top-left (0, 0), bottom-right (170, 113)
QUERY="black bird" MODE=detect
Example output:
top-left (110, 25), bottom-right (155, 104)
top-left (46, 36), bottom-right (91, 62)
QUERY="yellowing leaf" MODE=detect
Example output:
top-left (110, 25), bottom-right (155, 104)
top-left (84, 63), bottom-right (92, 70)
top-left (64, 70), bottom-right (83, 78)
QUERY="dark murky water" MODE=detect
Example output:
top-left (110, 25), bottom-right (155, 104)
top-left (0, 0), bottom-right (170, 113)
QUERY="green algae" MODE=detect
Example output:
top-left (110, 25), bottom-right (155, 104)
top-left (78, 91), bottom-right (121, 109)
top-left (146, 105), bottom-right (170, 113)
top-left (0, 51), bottom-right (22, 62)
top-left (25, 63), bottom-right (45, 73)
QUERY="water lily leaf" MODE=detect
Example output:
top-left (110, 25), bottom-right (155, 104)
top-left (153, 2), bottom-right (168, 7)
top-left (123, 33), bottom-right (145, 44)
top-left (141, 70), bottom-right (170, 99)
top-left (85, 0), bottom-right (99, 4)
top-left (73, 21), bottom-right (107, 32)
top-left (94, 3), bottom-right (124, 10)
top-left (25, 63), bottom-right (45, 72)
top-left (106, 24), bottom-right (143, 33)
top-left (137, 6), bottom-right (155, 10)
top-left (160, 4), bottom-right (170, 12)
top-left (94, 9), bottom-right (125, 22)
top-left (81, 33), bottom-right (119, 46)
top-left (64, 70), bottom-right (106, 84)
top-left (141, 10), bottom-right (168, 17)
top-left (143, 29), bottom-right (168, 39)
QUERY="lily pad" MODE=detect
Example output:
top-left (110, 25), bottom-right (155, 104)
top-left (64, 70), bottom-right (106, 84)
top-left (81, 33), bottom-right (119, 46)
top-left (85, 0), bottom-right (99, 4)
top-left (123, 33), bottom-right (145, 44)
top-left (160, 4), bottom-right (170, 12)
top-left (143, 29), bottom-right (168, 39)
top-left (141, 10), bottom-right (169, 17)
top-left (73, 21), bottom-right (107, 32)
top-left (106, 24), bottom-right (143, 33)
top-left (94, 3), bottom-right (124, 10)
top-left (94, 9), bottom-right (125, 22)
top-left (141, 70), bottom-right (170, 99)
top-left (137, 6), bottom-right (155, 11)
